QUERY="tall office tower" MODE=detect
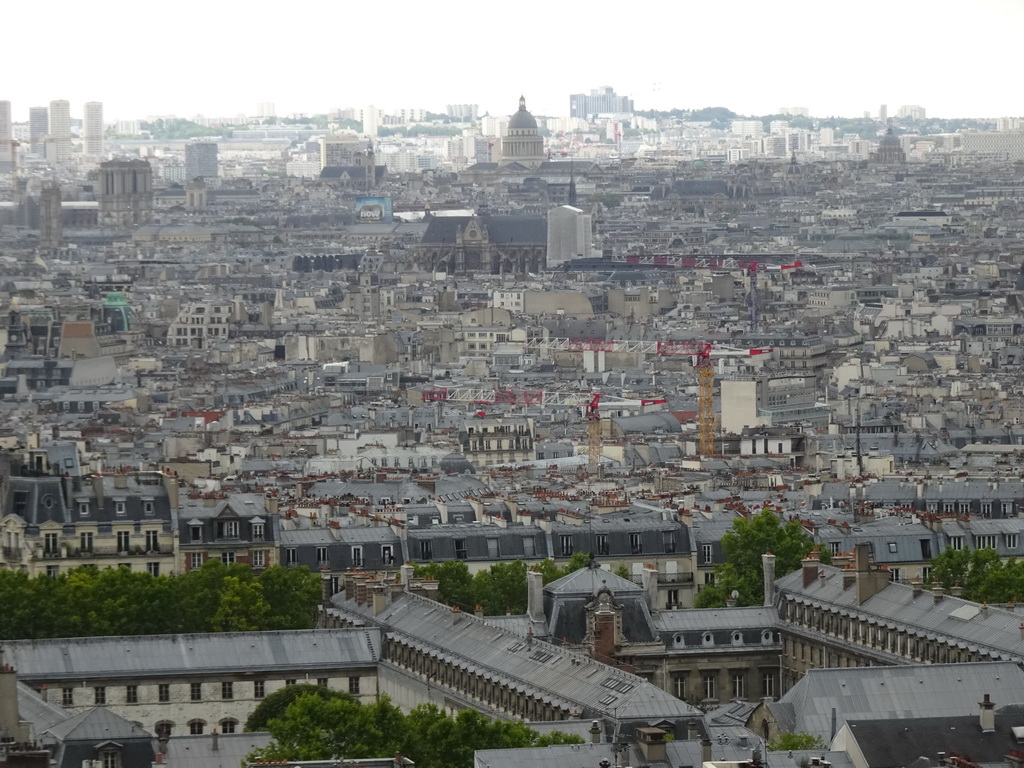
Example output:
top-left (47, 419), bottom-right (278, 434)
top-left (48, 99), bottom-right (72, 162)
top-left (29, 107), bottom-right (48, 156)
top-left (97, 159), bottom-right (153, 227)
top-left (446, 104), bottom-right (479, 121)
top-left (185, 141), bottom-right (218, 181)
top-left (568, 86), bottom-right (634, 118)
top-left (39, 184), bottom-right (63, 250)
top-left (0, 101), bottom-right (12, 173)
top-left (83, 101), bottom-right (104, 156)
top-left (257, 102), bottom-right (275, 118)
top-left (361, 105), bottom-right (379, 137)
top-left (879, 104), bottom-right (888, 123)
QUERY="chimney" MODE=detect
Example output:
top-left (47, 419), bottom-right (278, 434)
top-left (637, 728), bottom-right (668, 763)
top-left (1019, 622), bottom-right (1024, 641)
top-left (400, 563), bottom-right (414, 588)
top-left (687, 719), bottom-right (700, 741)
top-left (762, 553), bottom-right (776, 607)
top-left (527, 568), bottom-right (545, 626)
top-left (114, 473), bottom-right (128, 490)
top-left (0, 654), bottom-right (30, 743)
top-left (155, 753), bottom-right (164, 764)
top-left (802, 552), bottom-right (820, 587)
top-left (912, 578), bottom-right (922, 598)
top-left (92, 474), bottom-right (105, 510)
top-left (372, 585), bottom-right (388, 616)
top-left (933, 584), bottom-right (945, 603)
top-left (641, 565), bottom-right (659, 613)
top-left (701, 734), bottom-right (713, 766)
top-left (590, 719), bottom-right (603, 744)
top-left (854, 541), bottom-right (889, 606)
top-left (211, 728), bottom-right (219, 752)
top-left (592, 611), bottom-right (617, 664)
top-left (980, 693), bottom-right (995, 733)
top-left (937, 753), bottom-right (947, 767)
top-left (951, 584), bottom-right (963, 598)
top-left (162, 473), bottom-right (180, 511)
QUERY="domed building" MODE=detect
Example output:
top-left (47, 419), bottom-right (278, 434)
top-left (499, 96), bottom-right (545, 169)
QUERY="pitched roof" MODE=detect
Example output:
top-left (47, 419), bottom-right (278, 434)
top-left (44, 706), bottom-right (149, 742)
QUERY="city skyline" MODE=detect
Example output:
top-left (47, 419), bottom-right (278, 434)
top-left (4, 0), bottom-right (1023, 122)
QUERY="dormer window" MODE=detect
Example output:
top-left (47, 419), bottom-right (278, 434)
top-left (78, 502), bottom-right (90, 517)
top-left (252, 522), bottom-right (264, 541)
top-left (143, 500), bottom-right (155, 516)
top-left (115, 501), bottom-right (126, 516)
top-left (216, 520), bottom-right (239, 539)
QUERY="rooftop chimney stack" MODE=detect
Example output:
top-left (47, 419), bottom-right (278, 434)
top-left (762, 553), bottom-right (776, 606)
top-left (527, 568), bottom-right (545, 626)
top-left (933, 584), bottom-right (945, 603)
top-left (802, 552), bottom-right (820, 587)
top-left (980, 693), bottom-right (995, 733)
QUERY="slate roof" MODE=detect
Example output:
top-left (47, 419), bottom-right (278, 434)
top-left (420, 215), bottom-right (546, 245)
top-left (767, 662), bottom-right (1024, 740)
top-left (329, 590), bottom-right (697, 727)
top-left (3, 629), bottom-right (380, 681)
top-left (847, 713), bottom-right (1021, 768)
top-left (44, 706), bottom-right (147, 742)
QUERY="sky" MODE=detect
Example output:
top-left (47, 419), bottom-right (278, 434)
top-left (6, 0), bottom-right (1023, 123)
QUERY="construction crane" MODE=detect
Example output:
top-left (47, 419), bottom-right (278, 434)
top-left (523, 337), bottom-right (773, 458)
top-left (585, 393), bottom-right (602, 473)
top-left (419, 386), bottom-right (645, 408)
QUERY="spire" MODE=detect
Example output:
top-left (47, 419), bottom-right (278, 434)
top-left (519, 95), bottom-right (527, 111)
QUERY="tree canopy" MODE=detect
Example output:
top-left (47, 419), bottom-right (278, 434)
top-left (928, 546), bottom-right (1024, 603)
top-left (696, 509), bottom-right (828, 608)
top-left (247, 692), bottom-right (582, 768)
top-left (414, 552), bottom-right (590, 614)
top-left (245, 684), bottom-right (354, 732)
top-left (767, 733), bottom-right (827, 752)
top-left (0, 560), bottom-right (320, 640)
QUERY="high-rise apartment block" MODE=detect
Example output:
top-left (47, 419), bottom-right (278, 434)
top-left (185, 141), bottom-right (218, 181)
top-left (48, 100), bottom-right (72, 162)
top-left (28, 107), bottom-right (48, 156)
top-left (83, 101), bottom-right (104, 156)
top-left (777, 106), bottom-right (810, 117)
top-left (879, 104), bottom-right (888, 123)
top-left (257, 102), bottom-right (276, 118)
top-left (361, 105), bottom-right (380, 137)
top-left (447, 104), bottom-right (479, 121)
top-left (319, 135), bottom-right (362, 169)
top-left (898, 105), bottom-right (926, 120)
top-left (0, 101), bottom-right (12, 173)
top-left (569, 86), bottom-right (633, 118)
top-left (731, 120), bottom-right (765, 138)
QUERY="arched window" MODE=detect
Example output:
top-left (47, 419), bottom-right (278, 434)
top-left (220, 719), bottom-right (238, 734)
top-left (154, 721), bottom-right (174, 738)
top-left (188, 720), bottom-right (205, 735)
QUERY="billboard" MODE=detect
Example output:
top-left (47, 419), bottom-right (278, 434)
top-left (355, 196), bottom-right (393, 224)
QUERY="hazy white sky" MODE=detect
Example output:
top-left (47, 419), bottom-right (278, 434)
top-left (7, 0), bottom-right (1023, 122)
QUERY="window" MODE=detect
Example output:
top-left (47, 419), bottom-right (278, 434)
top-left (732, 673), bottom-right (745, 700)
top-left (117, 531), bottom-right (130, 553)
top-left (220, 551), bottom-right (236, 565)
top-left (762, 672), bottom-right (776, 699)
top-left (47, 565), bottom-right (59, 579)
top-left (595, 534), bottom-right (609, 556)
top-left (155, 722), bottom-right (173, 738)
top-left (316, 547), bottom-right (329, 564)
top-left (1008, 534), bottom-right (1019, 550)
top-left (890, 568), bottom-right (903, 583)
top-left (217, 521), bottom-right (239, 539)
top-left (188, 720), bottom-right (205, 735)
top-left (115, 501), bottom-right (126, 516)
top-left (147, 562), bottom-right (160, 577)
top-left (317, 678), bottom-right (329, 687)
top-left (702, 544), bottom-right (713, 565)
top-left (80, 531), bottom-right (93, 553)
top-left (560, 535), bottom-right (574, 557)
top-left (888, 542), bottom-right (898, 554)
top-left (125, 684), bottom-right (138, 704)
top-left (950, 536), bottom-right (963, 551)
top-left (44, 532), bottom-right (59, 554)
top-left (285, 679), bottom-right (297, 687)
top-left (78, 502), bottom-right (90, 517)
top-left (94, 686), bottom-right (106, 705)
top-left (348, 677), bottom-right (360, 695)
top-left (143, 501), bottom-right (155, 516)
top-left (381, 545), bottom-right (393, 565)
top-left (220, 719), bottom-right (238, 734)
top-left (704, 572), bottom-right (716, 585)
top-left (829, 541), bottom-right (841, 556)
top-left (523, 537), bottom-right (535, 557)
top-left (673, 674), bottom-right (687, 700)
top-left (666, 589), bottom-right (679, 609)
top-left (454, 539), bottom-right (467, 559)
top-left (662, 531), bottom-right (676, 554)
top-left (221, 682), bottom-right (233, 700)
top-left (252, 550), bottom-right (266, 568)
top-left (252, 523), bottom-right (264, 541)
top-left (486, 538), bottom-right (500, 558)
top-left (702, 672), bottom-right (716, 700)
top-left (190, 525), bottom-right (202, 543)
top-left (190, 683), bottom-right (202, 701)
top-left (420, 540), bottom-right (432, 560)
top-left (629, 533), bottom-right (642, 555)
top-left (189, 552), bottom-right (203, 570)
top-left (145, 530), bottom-right (160, 552)
top-left (981, 502), bottom-right (993, 516)
top-left (254, 680), bottom-right (265, 698)
top-left (977, 535), bottom-right (998, 550)
top-left (101, 750), bottom-right (120, 768)
top-left (920, 539), bottom-right (932, 559)
top-left (286, 548), bottom-right (297, 565)
top-left (62, 687), bottom-right (74, 706)
top-left (158, 684), bottom-right (170, 703)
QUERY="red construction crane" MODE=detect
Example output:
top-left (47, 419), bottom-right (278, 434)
top-left (524, 338), bottom-right (772, 457)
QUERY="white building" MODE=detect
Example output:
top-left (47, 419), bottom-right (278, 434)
top-left (48, 99), bottom-right (71, 162)
top-left (546, 205), bottom-right (592, 267)
top-left (731, 120), bottom-right (764, 138)
top-left (83, 101), bottom-right (104, 156)
top-left (361, 105), bottom-right (380, 137)
top-left (167, 301), bottom-right (242, 349)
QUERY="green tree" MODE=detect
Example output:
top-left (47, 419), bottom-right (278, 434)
top-left (258, 565), bottom-right (321, 629)
top-left (472, 560), bottom-right (528, 614)
top-left (213, 576), bottom-right (271, 631)
top-left (245, 684), bottom-right (354, 732)
top-left (696, 509), bottom-right (829, 608)
top-left (248, 693), bottom-right (382, 761)
top-left (534, 732), bottom-right (586, 747)
top-left (931, 547), bottom-right (1023, 603)
top-left (415, 560), bottom-right (475, 610)
top-left (767, 733), bottom-right (827, 752)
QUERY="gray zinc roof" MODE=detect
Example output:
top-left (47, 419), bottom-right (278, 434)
top-left (3, 629), bottom-right (380, 681)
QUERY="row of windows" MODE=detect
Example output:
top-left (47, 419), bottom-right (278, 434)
top-left (41, 529), bottom-right (163, 555)
top-left (671, 670), bottom-right (776, 701)
top-left (189, 550), bottom-right (268, 569)
top-left (45, 562), bottom-right (162, 579)
top-left (59, 678), bottom-right (362, 706)
top-left (189, 521), bottom-right (264, 542)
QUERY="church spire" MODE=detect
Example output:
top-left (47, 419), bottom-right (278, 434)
top-left (519, 95), bottom-right (527, 111)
